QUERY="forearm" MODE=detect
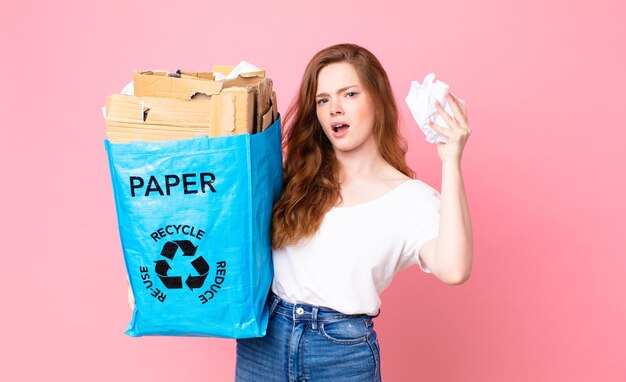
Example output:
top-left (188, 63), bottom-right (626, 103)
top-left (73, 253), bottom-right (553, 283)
top-left (433, 160), bottom-right (473, 283)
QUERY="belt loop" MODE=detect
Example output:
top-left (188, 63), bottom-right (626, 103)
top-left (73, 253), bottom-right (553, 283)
top-left (311, 306), bottom-right (319, 331)
top-left (268, 293), bottom-right (280, 317)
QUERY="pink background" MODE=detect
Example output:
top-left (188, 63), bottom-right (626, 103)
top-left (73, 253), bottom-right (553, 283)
top-left (1, 0), bottom-right (624, 380)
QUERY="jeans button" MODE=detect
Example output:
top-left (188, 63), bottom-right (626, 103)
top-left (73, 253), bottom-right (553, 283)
top-left (296, 307), bottom-right (304, 315)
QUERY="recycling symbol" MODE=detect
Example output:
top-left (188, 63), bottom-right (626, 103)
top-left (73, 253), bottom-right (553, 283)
top-left (154, 240), bottom-right (209, 290)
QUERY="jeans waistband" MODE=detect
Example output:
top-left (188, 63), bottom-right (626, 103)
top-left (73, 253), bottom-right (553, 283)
top-left (268, 291), bottom-right (380, 322)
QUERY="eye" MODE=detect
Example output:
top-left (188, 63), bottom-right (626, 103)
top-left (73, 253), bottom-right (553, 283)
top-left (316, 98), bottom-right (328, 105)
top-left (346, 91), bottom-right (358, 98)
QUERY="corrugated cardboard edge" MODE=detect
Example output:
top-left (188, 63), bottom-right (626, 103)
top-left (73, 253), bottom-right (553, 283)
top-left (105, 94), bottom-right (213, 142)
top-left (133, 71), bottom-right (223, 100)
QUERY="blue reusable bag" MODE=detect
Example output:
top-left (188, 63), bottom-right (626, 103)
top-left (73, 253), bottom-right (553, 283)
top-left (104, 117), bottom-right (282, 338)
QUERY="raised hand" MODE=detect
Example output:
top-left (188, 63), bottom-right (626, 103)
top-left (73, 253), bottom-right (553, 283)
top-left (429, 92), bottom-right (471, 164)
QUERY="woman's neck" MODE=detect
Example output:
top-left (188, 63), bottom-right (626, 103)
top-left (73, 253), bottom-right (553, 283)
top-left (335, 146), bottom-right (388, 182)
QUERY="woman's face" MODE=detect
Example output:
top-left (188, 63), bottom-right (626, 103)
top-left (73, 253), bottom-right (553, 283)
top-left (315, 62), bottom-right (377, 155)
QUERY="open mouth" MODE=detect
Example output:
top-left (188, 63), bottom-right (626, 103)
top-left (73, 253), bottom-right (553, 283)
top-left (332, 123), bottom-right (350, 133)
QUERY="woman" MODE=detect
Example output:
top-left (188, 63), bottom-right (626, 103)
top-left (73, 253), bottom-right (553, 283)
top-left (235, 43), bottom-right (473, 381)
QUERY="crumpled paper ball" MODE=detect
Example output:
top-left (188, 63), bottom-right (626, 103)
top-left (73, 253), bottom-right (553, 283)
top-left (405, 73), bottom-right (465, 144)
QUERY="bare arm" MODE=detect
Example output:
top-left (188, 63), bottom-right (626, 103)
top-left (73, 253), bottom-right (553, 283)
top-left (419, 161), bottom-right (473, 284)
top-left (418, 91), bottom-right (473, 285)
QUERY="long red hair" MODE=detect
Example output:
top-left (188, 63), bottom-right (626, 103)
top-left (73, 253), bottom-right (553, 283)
top-left (271, 43), bottom-right (414, 249)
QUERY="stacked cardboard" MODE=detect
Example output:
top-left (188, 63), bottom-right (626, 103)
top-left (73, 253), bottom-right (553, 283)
top-left (105, 66), bottom-right (278, 143)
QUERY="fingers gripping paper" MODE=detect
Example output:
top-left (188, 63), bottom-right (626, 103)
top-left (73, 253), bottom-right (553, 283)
top-left (104, 117), bottom-right (283, 338)
top-left (405, 73), bottom-right (465, 144)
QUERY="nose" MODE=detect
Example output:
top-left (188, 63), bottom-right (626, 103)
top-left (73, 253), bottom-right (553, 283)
top-left (330, 98), bottom-right (344, 116)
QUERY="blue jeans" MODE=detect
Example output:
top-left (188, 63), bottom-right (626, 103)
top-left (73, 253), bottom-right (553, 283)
top-left (235, 292), bottom-right (381, 381)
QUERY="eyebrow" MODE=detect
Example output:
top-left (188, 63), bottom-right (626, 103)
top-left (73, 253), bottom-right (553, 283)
top-left (315, 85), bottom-right (359, 98)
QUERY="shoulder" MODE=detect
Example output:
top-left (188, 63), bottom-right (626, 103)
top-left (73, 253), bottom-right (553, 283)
top-left (395, 178), bottom-right (440, 198)
top-left (390, 179), bottom-right (441, 214)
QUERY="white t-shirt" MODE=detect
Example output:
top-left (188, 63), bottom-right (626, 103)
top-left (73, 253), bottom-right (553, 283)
top-left (271, 179), bottom-right (441, 315)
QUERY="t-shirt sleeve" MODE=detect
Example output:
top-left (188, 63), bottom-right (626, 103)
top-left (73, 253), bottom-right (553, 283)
top-left (402, 183), bottom-right (441, 273)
